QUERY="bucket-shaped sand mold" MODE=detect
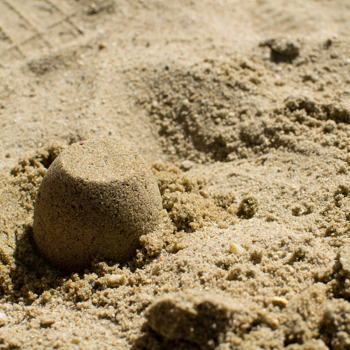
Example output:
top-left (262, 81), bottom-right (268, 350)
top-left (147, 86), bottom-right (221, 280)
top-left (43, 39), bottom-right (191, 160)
top-left (33, 139), bottom-right (163, 271)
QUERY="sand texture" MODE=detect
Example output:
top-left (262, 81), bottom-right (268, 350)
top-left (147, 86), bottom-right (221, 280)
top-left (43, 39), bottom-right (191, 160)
top-left (1, 0), bottom-right (350, 349)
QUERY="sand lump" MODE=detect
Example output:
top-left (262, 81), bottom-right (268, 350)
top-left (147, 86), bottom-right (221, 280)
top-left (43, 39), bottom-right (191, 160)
top-left (33, 139), bottom-right (163, 271)
top-left (145, 291), bottom-right (252, 349)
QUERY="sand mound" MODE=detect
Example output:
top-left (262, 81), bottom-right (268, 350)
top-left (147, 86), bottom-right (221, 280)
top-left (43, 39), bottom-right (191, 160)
top-left (33, 139), bottom-right (163, 271)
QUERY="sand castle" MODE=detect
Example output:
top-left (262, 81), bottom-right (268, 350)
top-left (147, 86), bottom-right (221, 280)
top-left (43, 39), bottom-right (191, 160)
top-left (33, 139), bottom-right (163, 271)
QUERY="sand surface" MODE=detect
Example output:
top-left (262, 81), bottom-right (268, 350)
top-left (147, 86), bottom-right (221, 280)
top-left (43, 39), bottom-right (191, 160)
top-left (1, 0), bottom-right (350, 349)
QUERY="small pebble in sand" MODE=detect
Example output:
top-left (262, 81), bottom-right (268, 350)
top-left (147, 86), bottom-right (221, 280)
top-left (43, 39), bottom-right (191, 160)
top-left (40, 317), bottom-right (55, 328)
top-left (33, 139), bottom-right (163, 271)
top-left (180, 160), bottom-right (195, 171)
top-left (229, 243), bottom-right (245, 255)
top-left (271, 297), bottom-right (288, 308)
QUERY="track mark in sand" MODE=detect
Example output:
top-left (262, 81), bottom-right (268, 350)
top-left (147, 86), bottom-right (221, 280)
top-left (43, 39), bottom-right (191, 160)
top-left (0, 0), bottom-right (83, 65)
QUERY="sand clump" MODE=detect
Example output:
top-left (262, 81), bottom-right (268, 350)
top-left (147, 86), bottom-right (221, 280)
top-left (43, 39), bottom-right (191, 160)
top-left (33, 139), bottom-right (163, 271)
top-left (262, 37), bottom-right (300, 60)
top-left (144, 291), bottom-right (254, 350)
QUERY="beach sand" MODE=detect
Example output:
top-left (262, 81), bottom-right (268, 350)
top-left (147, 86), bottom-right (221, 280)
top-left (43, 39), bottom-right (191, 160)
top-left (1, 0), bottom-right (350, 349)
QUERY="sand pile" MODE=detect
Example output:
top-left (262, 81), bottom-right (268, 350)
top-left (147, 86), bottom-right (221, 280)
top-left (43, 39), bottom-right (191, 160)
top-left (33, 139), bottom-right (163, 271)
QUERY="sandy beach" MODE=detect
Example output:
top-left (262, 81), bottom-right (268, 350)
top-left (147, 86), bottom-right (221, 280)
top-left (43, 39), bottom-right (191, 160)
top-left (1, 0), bottom-right (350, 349)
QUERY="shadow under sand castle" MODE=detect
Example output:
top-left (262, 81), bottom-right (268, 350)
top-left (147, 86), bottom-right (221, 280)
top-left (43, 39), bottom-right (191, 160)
top-left (10, 223), bottom-right (128, 304)
top-left (10, 223), bottom-right (68, 304)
